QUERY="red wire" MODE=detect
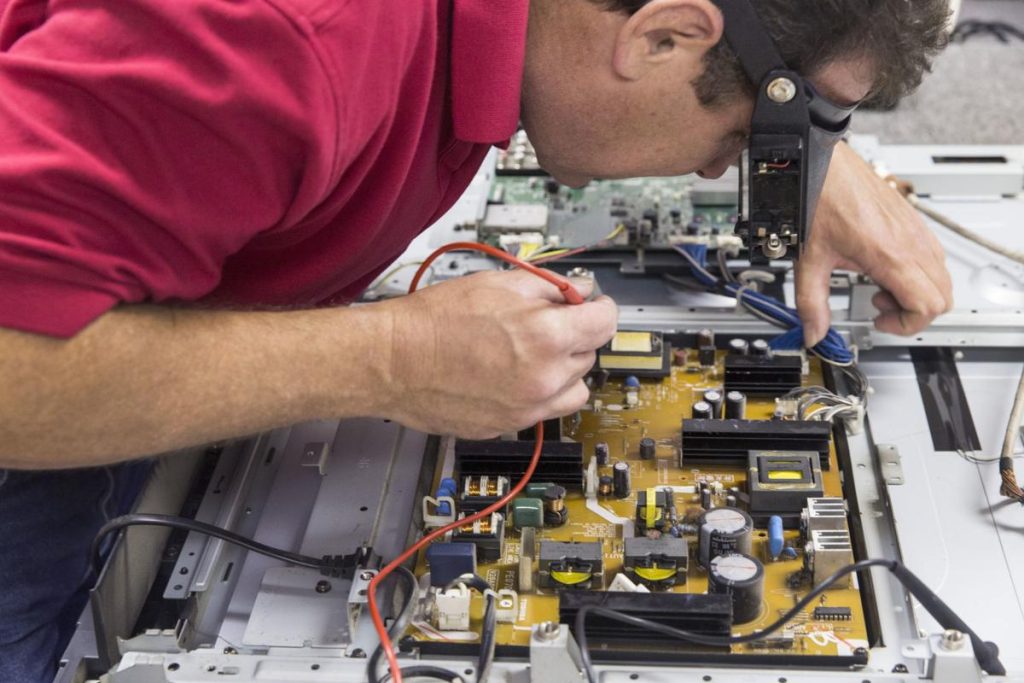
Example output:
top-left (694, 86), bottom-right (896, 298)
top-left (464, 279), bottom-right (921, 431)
top-left (409, 241), bottom-right (585, 305)
top-left (368, 243), bottom-right (584, 683)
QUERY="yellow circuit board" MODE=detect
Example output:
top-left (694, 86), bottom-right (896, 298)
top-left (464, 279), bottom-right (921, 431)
top-left (412, 348), bottom-right (868, 657)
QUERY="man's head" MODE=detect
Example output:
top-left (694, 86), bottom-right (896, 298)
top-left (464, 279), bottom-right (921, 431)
top-left (520, 0), bottom-right (949, 186)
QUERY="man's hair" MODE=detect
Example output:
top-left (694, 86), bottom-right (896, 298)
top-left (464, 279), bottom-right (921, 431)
top-left (593, 0), bottom-right (950, 107)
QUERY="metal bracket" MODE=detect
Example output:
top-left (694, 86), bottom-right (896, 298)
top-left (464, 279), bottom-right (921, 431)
top-left (876, 443), bottom-right (905, 485)
top-left (529, 622), bottom-right (585, 683)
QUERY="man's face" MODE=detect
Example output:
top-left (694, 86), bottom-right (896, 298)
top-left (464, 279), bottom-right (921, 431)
top-left (520, 0), bottom-right (872, 187)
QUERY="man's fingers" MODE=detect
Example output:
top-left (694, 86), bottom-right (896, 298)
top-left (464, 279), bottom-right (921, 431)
top-left (559, 295), bottom-right (619, 353)
top-left (795, 250), bottom-right (836, 348)
top-left (544, 379), bottom-right (591, 419)
top-left (872, 290), bottom-right (901, 314)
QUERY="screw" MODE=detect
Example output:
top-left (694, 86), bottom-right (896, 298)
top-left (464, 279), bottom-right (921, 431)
top-left (315, 580), bottom-right (332, 594)
top-left (535, 621), bottom-right (561, 642)
top-left (360, 571), bottom-right (375, 581)
top-left (941, 629), bottom-right (965, 651)
top-left (767, 77), bottom-right (797, 103)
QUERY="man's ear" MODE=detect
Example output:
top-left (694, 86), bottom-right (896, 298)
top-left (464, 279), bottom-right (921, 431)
top-left (612, 0), bottom-right (723, 81)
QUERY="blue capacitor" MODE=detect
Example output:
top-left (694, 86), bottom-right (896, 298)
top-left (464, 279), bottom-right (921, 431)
top-left (782, 546), bottom-right (798, 559)
top-left (768, 515), bottom-right (785, 560)
top-left (624, 375), bottom-right (641, 389)
top-left (436, 477), bottom-right (457, 515)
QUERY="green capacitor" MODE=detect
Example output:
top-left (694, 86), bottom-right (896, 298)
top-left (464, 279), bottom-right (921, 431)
top-left (512, 498), bottom-right (545, 530)
top-left (525, 482), bottom-right (556, 499)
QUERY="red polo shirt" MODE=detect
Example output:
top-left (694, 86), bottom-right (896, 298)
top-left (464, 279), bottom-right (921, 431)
top-left (0, 0), bottom-right (528, 337)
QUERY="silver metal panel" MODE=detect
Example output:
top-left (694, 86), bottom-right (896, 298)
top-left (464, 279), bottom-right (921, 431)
top-left (861, 350), bottom-right (1024, 673)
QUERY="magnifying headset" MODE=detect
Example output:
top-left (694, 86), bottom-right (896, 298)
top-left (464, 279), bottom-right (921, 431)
top-left (712, 0), bottom-right (859, 262)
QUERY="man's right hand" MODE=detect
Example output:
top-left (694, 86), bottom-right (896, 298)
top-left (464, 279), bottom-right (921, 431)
top-left (377, 269), bottom-right (618, 439)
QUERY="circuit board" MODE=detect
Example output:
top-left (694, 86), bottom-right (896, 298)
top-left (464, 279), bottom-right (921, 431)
top-left (411, 339), bottom-right (869, 661)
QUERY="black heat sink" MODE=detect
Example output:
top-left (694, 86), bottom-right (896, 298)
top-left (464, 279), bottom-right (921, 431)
top-left (724, 355), bottom-right (803, 396)
top-left (681, 419), bottom-right (831, 470)
top-left (560, 592), bottom-right (732, 647)
top-left (454, 440), bottom-right (584, 490)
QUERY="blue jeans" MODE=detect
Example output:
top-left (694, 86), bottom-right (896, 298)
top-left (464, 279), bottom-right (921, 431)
top-left (0, 462), bottom-right (152, 683)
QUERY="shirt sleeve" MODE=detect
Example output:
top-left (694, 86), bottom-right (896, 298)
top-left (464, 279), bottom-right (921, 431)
top-left (0, 0), bottom-right (340, 337)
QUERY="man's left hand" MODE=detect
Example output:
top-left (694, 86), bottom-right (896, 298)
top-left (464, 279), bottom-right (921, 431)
top-left (795, 142), bottom-right (953, 347)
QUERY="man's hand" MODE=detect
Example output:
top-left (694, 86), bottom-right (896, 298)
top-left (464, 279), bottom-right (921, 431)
top-left (378, 269), bottom-right (618, 439)
top-left (796, 142), bottom-right (953, 346)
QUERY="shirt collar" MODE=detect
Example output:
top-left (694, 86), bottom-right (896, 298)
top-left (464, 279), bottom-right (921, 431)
top-left (450, 0), bottom-right (530, 144)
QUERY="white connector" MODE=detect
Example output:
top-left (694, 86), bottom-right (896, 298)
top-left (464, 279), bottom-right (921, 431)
top-left (434, 583), bottom-right (471, 631)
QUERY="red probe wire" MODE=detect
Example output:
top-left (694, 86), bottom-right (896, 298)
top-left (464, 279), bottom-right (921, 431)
top-left (367, 242), bottom-right (585, 683)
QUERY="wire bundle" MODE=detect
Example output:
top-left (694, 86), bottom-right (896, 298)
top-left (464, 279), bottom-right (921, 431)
top-left (673, 244), bottom-right (855, 365)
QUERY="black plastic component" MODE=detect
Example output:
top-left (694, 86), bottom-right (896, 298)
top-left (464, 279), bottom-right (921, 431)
top-left (698, 345), bottom-right (717, 367)
top-left (624, 537), bottom-right (688, 588)
top-left (813, 606), bottom-right (853, 621)
top-left (747, 450), bottom-right (824, 514)
top-left (319, 546), bottom-right (372, 579)
top-left (517, 417), bottom-right (563, 442)
top-left (639, 437), bottom-right (656, 460)
top-left (455, 440), bottom-right (584, 490)
top-left (724, 354), bottom-right (802, 396)
top-left (425, 543), bottom-right (478, 587)
top-left (634, 488), bottom-right (674, 535)
top-left (451, 513), bottom-right (505, 562)
top-left (560, 592), bottom-right (732, 647)
top-left (680, 419), bottom-right (831, 470)
top-left (458, 475), bottom-right (509, 513)
top-left (539, 541), bottom-right (604, 590)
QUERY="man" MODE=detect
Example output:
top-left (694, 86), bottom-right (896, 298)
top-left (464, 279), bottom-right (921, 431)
top-left (0, 0), bottom-right (950, 679)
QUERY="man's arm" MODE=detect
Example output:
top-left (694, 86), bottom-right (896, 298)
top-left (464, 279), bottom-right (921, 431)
top-left (796, 142), bottom-right (954, 345)
top-left (0, 270), bottom-right (618, 469)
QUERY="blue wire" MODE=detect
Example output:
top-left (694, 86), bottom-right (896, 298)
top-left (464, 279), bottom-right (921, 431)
top-left (674, 245), bottom-right (854, 364)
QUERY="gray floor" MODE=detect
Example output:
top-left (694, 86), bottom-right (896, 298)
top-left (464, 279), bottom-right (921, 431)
top-left (854, 0), bottom-right (1024, 144)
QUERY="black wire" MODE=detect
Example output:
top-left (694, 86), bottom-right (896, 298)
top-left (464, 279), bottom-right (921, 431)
top-left (90, 513), bottom-right (325, 576)
top-left (476, 593), bottom-right (498, 683)
top-left (575, 558), bottom-right (1005, 683)
top-left (368, 567), bottom-right (428, 683)
top-left (377, 666), bottom-right (465, 683)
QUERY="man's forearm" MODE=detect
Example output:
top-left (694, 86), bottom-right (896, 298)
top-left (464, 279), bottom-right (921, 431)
top-left (0, 304), bottom-right (393, 469)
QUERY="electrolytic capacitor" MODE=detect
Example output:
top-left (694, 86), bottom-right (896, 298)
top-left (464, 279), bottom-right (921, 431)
top-left (768, 515), bottom-right (785, 560)
top-left (698, 507), bottom-right (754, 568)
top-left (751, 339), bottom-right (771, 357)
top-left (598, 475), bottom-right (614, 497)
top-left (697, 329), bottom-right (715, 348)
top-left (700, 487), bottom-right (713, 510)
top-left (595, 441), bottom-right (610, 466)
top-left (708, 553), bottom-right (765, 624)
top-left (613, 461), bottom-right (631, 499)
top-left (692, 400), bottom-right (713, 420)
top-left (639, 437), bottom-right (656, 460)
top-left (725, 391), bottom-right (747, 419)
top-left (728, 338), bottom-right (749, 356)
top-left (702, 389), bottom-right (723, 419)
top-left (725, 494), bottom-right (738, 508)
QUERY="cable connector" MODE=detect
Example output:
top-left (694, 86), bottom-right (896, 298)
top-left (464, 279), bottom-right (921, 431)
top-left (320, 546), bottom-right (372, 579)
